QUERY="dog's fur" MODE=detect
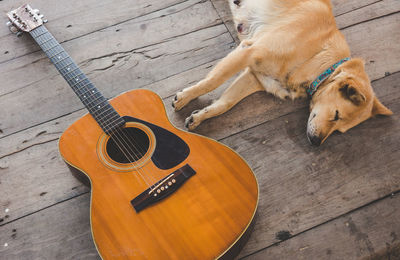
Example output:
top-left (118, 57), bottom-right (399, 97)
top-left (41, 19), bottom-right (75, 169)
top-left (172, 0), bottom-right (392, 145)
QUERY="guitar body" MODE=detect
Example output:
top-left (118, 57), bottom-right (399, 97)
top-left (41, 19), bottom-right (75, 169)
top-left (59, 89), bottom-right (258, 259)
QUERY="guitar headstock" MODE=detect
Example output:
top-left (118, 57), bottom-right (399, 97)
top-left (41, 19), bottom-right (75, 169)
top-left (6, 4), bottom-right (47, 36)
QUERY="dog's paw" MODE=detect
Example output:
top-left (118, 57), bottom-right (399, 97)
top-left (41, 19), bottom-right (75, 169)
top-left (275, 89), bottom-right (291, 100)
top-left (172, 91), bottom-right (188, 111)
top-left (184, 110), bottom-right (201, 130)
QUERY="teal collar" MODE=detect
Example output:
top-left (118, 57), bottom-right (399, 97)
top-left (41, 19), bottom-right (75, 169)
top-left (307, 57), bottom-right (350, 96)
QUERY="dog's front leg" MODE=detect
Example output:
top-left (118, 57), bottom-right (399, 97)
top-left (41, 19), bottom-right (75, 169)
top-left (172, 40), bottom-right (254, 111)
top-left (184, 68), bottom-right (263, 130)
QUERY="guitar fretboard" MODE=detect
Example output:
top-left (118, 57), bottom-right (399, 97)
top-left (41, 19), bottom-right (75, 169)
top-left (29, 25), bottom-right (125, 134)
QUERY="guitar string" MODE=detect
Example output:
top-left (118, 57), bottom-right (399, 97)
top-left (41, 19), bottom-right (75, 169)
top-left (39, 26), bottom-right (167, 190)
top-left (50, 33), bottom-right (165, 190)
top-left (65, 65), bottom-right (158, 186)
top-left (33, 27), bottom-right (157, 188)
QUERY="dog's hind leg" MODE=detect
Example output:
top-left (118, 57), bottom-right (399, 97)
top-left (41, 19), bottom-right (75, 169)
top-left (172, 40), bottom-right (254, 111)
top-left (184, 68), bottom-right (263, 130)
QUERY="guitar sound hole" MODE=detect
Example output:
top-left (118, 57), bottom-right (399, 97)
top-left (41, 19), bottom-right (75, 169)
top-left (106, 127), bottom-right (150, 164)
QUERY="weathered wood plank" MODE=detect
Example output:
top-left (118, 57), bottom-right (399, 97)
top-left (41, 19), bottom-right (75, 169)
top-left (245, 194), bottom-right (400, 260)
top-left (331, 0), bottom-right (380, 16)
top-left (0, 0), bottom-right (223, 97)
top-left (0, 60), bottom-right (221, 224)
top-left (0, 1), bottom-right (233, 138)
top-left (0, 0), bottom-right (186, 64)
top-left (210, 0), bottom-right (399, 44)
top-left (0, 193), bottom-right (99, 260)
top-left (336, 0), bottom-right (400, 29)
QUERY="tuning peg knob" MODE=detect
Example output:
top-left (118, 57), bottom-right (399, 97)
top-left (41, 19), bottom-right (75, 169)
top-left (38, 14), bottom-right (44, 19)
top-left (9, 26), bottom-right (19, 34)
top-left (33, 9), bottom-right (40, 14)
top-left (16, 31), bottom-right (23, 37)
top-left (6, 21), bottom-right (12, 27)
top-left (43, 19), bottom-right (48, 23)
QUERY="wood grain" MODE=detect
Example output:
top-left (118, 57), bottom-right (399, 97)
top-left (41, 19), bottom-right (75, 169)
top-left (0, 24), bottom-right (232, 137)
top-left (245, 193), bottom-right (400, 260)
top-left (0, 193), bottom-right (100, 260)
top-left (0, 0), bottom-right (224, 97)
top-left (210, 0), bottom-right (400, 44)
top-left (0, 0), bottom-right (186, 64)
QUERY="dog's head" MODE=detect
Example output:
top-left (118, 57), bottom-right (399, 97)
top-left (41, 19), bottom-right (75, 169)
top-left (307, 58), bottom-right (392, 145)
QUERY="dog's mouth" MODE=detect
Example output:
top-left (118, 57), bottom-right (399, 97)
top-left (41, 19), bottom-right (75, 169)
top-left (307, 131), bottom-right (322, 146)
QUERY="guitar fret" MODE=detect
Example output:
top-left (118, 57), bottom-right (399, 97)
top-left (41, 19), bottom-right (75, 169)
top-left (43, 44), bottom-right (59, 53)
top-left (35, 31), bottom-right (48, 38)
top-left (86, 96), bottom-right (106, 108)
top-left (54, 56), bottom-right (70, 65)
top-left (102, 115), bottom-right (122, 129)
top-left (49, 50), bottom-right (65, 59)
top-left (29, 25), bottom-right (124, 134)
top-left (94, 105), bottom-right (113, 118)
top-left (39, 36), bottom-right (53, 45)
top-left (71, 74), bottom-right (87, 86)
top-left (60, 62), bottom-right (75, 72)
top-left (64, 66), bottom-right (80, 76)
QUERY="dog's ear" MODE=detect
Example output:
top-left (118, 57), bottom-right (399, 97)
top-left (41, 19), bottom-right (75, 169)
top-left (339, 83), bottom-right (366, 105)
top-left (372, 96), bottom-right (393, 116)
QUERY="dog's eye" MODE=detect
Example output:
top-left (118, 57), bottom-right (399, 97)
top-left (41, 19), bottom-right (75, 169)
top-left (333, 110), bottom-right (340, 121)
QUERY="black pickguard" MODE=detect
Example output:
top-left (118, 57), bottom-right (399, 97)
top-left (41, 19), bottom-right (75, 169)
top-left (123, 116), bottom-right (190, 170)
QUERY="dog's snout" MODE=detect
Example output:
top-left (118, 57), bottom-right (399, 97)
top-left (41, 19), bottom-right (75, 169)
top-left (307, 132), bottom-right (321, 146)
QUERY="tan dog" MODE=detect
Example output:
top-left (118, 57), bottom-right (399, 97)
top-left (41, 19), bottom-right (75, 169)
top-left (172, 0), bottom-right (392, 145)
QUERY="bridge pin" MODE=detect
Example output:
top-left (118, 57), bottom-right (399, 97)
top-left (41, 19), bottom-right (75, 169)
top-left (168, 181), bottom-right (172, 186)
top-left (157, 189), bottom-right (161, 193)
top-left (161, 187), bottom-right (165, 191)
top-left (172, 179), bottom-right (176, 183)
top-left (153, 193), bottom-right (157, 197)
top-left (165, 185), bottom-right (168, 189)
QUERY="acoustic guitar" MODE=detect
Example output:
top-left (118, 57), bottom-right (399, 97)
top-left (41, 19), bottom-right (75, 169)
top-left (7, 5), bottom-right (258, 259)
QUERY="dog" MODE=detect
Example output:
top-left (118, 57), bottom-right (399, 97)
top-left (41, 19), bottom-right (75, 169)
top-left (172, 0), bottom-right (393, 145)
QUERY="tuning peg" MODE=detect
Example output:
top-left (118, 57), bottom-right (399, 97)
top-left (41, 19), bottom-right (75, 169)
top-left (16, 31), bottom-right (23, 37)
top-left (33, 9), bottom-right (40, 14)
top-left (6, 21), bottom-right (12, 27)
top-left (9, 26), bottom-right (19, 34)
top-left (38, 14), bottom-right (44, 19)
top-left (43, 19), bottom-right (48, 23)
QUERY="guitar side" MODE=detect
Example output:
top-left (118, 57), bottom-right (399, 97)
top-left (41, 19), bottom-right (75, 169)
top-left (59, 89), bottom-right (258, 259)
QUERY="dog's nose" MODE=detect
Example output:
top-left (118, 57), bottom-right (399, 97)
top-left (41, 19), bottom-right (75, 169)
top-left (237, 23), bottom-right (243, 33)
top-left (307, 133), bottom-right (321, 146)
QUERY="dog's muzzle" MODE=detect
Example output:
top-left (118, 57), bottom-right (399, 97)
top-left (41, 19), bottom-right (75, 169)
top-left (307, 132), bottom-right (322, 146)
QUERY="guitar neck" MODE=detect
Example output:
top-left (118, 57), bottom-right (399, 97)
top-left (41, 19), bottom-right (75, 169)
top-left (29, 25), bottom-right (125, 134)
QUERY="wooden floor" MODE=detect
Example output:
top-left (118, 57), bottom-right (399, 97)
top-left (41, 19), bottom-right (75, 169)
top-left (0, 0), bottom-right (399, 259)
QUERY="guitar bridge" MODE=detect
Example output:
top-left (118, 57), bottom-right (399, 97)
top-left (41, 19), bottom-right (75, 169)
top-left (130, 164), bottom-right (196, 212)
